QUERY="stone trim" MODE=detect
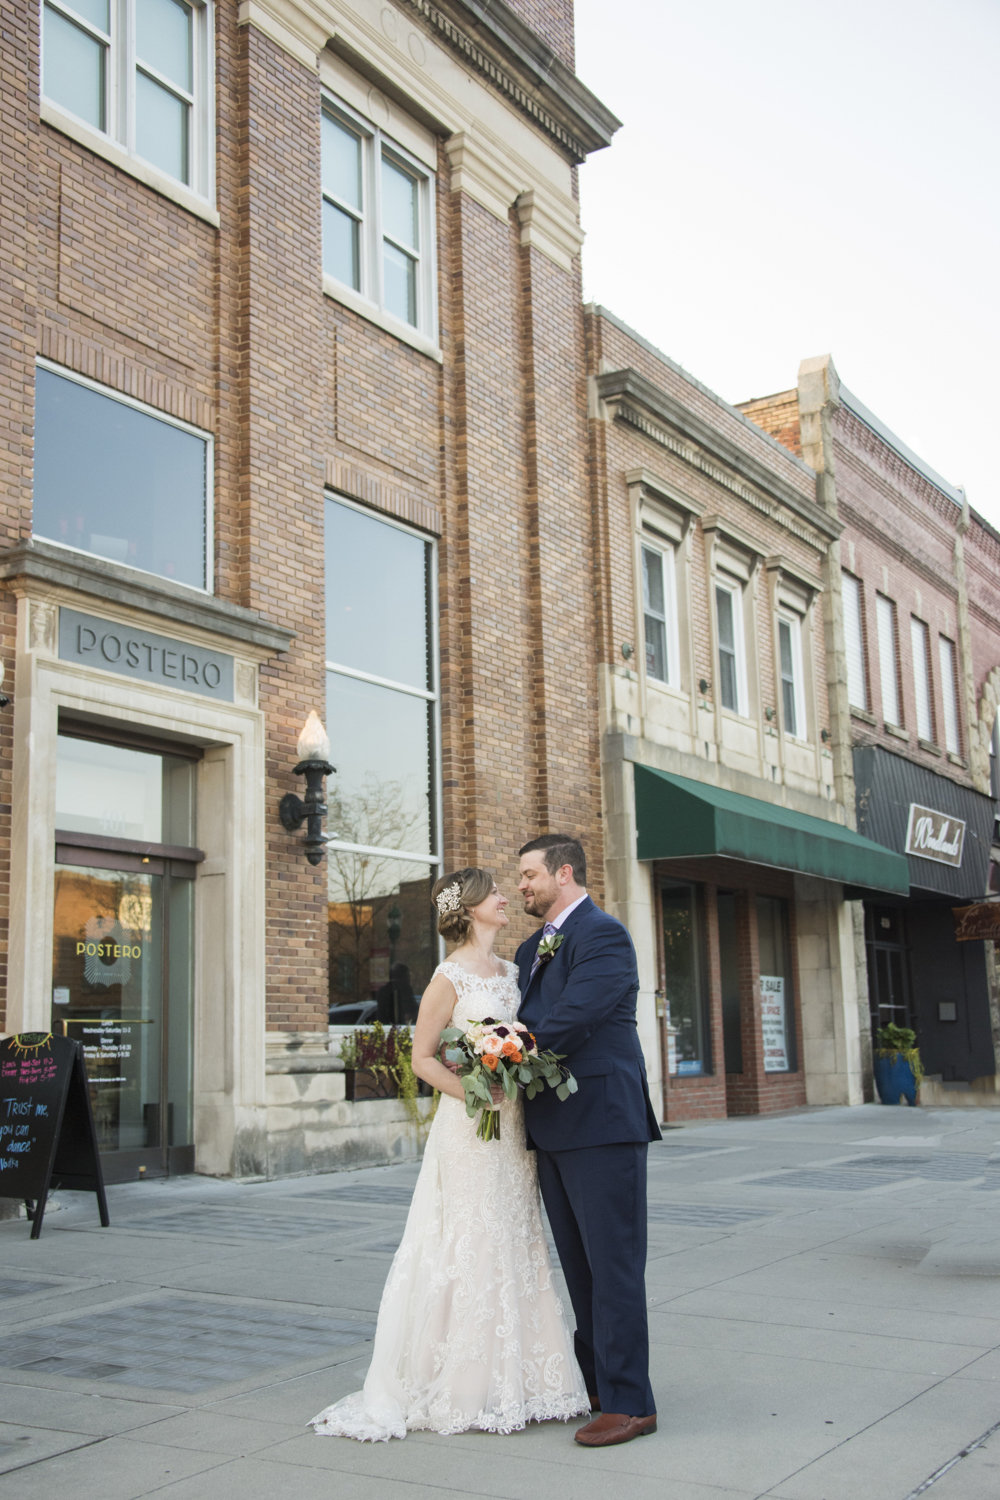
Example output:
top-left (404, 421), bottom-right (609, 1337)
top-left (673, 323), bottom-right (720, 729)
top-left (325, 458), bottom-right (442, 535)
top-left (594, 367), bottom-right (839, 547)
top-left (0, 541), bottom-right (295, 655)
top-left (515, 187), bottom-right (584, 273)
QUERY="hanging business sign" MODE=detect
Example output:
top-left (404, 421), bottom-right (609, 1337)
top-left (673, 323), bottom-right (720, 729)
top-left (761, 974), bottom-right (789, 1072)
top-left (904, 804), bottom-right (966, 868)
top-left (952, 903), bottom-right (1000, 942)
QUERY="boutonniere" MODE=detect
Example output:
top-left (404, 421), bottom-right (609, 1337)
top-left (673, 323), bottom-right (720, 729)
top-left (536, 931), bottom-right (566, 965)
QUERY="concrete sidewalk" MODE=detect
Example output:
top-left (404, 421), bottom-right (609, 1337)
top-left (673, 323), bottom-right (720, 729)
top-left (2, 1104), bottom-right (1000, 1499)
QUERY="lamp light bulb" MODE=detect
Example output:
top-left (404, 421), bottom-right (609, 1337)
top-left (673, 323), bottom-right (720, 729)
top-left (297, 710), bottom-right (330, 762)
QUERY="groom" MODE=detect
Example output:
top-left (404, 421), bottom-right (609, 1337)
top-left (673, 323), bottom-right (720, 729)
top-left (515, 835), bottom-right (661, 1448)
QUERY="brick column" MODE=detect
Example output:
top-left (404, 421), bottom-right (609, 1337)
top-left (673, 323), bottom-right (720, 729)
top-left (235, 23), bottom-right (328, 1031)
top-left (726, 888), bottom-right (766, 1114)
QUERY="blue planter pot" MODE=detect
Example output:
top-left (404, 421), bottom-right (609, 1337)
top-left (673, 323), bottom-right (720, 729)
top-left (873, 1053), bottom-right (917, 1106)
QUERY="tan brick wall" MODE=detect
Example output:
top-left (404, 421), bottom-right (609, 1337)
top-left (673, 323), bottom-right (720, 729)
top-left (504, 0), bottom-right (576, 68)
top-left (737, 390), bottom-right (801, 457)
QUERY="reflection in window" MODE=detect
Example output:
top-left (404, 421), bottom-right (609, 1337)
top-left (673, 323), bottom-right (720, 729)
top-left (55, 733), bottom-right (196, 845)
top-left (34, 366), bottom-right (209, 588)
top-left (43, 0), bottom-right (109, 131)
top-left (135, 0), bottom-right (193, 183)
top-left (325, 497), bottom-right (439, 1017)
top-left (660, 881), bottom-right (706, 1075)
top-left (322, 109), bottom-right (363, 290)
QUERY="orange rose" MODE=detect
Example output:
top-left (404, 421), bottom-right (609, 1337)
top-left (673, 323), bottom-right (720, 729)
top-left (482, 1054), bottom-right (499, 1071)
top-left (511, 1050), bottom-right (523, 1063)
top-left (500, 1039), bottom-right (519, 1058)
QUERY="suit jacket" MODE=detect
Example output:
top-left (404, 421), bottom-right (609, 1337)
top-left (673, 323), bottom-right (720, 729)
top-left (515, 896), bottom-right (662, 1152)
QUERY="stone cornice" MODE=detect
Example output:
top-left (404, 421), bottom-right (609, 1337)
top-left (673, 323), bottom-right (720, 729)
top-left (403, 0), bottom-right (619, 161)
top-left (0, 541), bottom-right (296, 655)
top-left (594, 368), bottom-right (840, 548)
top-left (239, 0), bottom-right (618, 163)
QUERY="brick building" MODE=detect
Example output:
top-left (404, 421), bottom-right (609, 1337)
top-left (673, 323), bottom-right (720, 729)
top-left (0, 0), bottom-right (619, 1178)
top-left (586, 310), bottom-right (907, 1122)
top-left (741, 357), bottom-right (1000, 1094)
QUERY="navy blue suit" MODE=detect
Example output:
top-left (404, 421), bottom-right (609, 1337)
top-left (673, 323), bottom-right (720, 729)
top-left (516, 896), bottom-right (661, 1417)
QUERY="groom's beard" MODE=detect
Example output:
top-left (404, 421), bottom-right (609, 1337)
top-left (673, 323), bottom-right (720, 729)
top-left (522, 893), bottom-right (554, 920)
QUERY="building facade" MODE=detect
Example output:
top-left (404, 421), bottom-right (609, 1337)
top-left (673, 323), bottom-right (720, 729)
top-left (741, 357), bottom-right (1000, 1095)
top-left (586, 310), bottom-right (906, 1123)
top-left (0, 0), bottom-right (618, 1179)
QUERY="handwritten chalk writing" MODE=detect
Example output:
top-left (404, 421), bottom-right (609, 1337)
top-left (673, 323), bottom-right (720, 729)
top-left (4, 1097), bottom-right (33, 1116)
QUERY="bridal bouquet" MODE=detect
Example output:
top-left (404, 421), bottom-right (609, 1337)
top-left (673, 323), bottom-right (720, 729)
top-left (439, 1018), bottom-right (577, 1141)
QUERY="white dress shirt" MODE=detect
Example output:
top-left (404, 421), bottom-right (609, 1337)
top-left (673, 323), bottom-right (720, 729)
top-left (548, 892), bottom-right (588, 930)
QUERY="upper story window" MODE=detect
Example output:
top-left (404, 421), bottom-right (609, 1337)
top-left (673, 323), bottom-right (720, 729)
top-left (641, 542), bottom-right (678, 686)
top-left (875, 593), bottom-right (902, 727)
top-left (34, 362), bottom-right (211, 590)
top-left (841, 571), bottom-right (868, 711)
top-left (715, 580), bottom-right (747, 715)
top-left (41, 0), bottom-right (213, 198)
top-left (322, 96), bottom-right (436, 340)
top-left (910, 617), bottom-right (935, 743)
top-left (778, 614), bottom-right (806, 739)
top-left (324, 496), bottom-right (440, 1019)
top-left (938, 635), bottom-right (962, 755)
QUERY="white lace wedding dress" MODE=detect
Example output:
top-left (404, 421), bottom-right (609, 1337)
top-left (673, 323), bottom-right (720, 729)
top-left (310, 959), bottom-right (589, 1441)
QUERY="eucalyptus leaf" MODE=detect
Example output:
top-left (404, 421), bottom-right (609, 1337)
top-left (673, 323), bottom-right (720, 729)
top-left (556, 1083), bottom-right (569, 1101)
top-left (443, 1048), bottom-right (464, 1063)
top-left (566, 1075), bottom-right (578, 1094)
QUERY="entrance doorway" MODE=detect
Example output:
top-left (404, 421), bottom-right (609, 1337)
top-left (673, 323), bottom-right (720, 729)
top-left (50, 729), bottom-right (201, 1181)
top-left (865, 904), bottom-right (913, 1038)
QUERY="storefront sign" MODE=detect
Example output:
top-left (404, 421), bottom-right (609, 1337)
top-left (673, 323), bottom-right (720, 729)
top-left (904, 803), bottom-right (965, 867)
top-left (952, 902), bottom-right (1000, 942)
top-left (59, 607), bottom-right (233, 701)
top-left (761, 975), bottom-right (789, 1072)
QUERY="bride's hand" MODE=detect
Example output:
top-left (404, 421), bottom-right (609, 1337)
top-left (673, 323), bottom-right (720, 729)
top-left (490, 1081), bottom-right (504, 1106)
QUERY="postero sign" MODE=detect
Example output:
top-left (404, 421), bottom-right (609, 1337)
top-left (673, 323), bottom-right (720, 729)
top-left (761, 975), bottom-right (789, 1072)
top-left (0, 1033), bottom-right (109, 1238)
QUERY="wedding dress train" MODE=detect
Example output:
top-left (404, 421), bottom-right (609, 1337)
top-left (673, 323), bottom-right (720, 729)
top-left (310, 959), bottom-right (589, 1441)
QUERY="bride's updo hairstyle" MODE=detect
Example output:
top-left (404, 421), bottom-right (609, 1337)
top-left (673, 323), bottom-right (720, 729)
top-left (432, 867), bottom-right (494, 944)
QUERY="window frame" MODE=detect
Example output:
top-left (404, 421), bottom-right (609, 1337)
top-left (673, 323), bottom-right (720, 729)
top-left (938, 634), bottom-right (962, 756)
top-left (639, 537), bottom-right (679, 689)
top-left (875, 593), bottom-right (902, 728)
top-left (777, 611), bottom-right (807, 742)
top-left (34, 357), bottom-right (214, 593)
top-left (321, 92), bottom-right (438, 352)
top-left (910, 616), bottom-right (935, 745)
top-left (40, 0), bottom-right (215, 205)
top-left (715, 576), bottom-right (748, 718)
top-left (841, 570), bottom-right (869, 711)
top-left (323, 491), bottom-right (442, 877)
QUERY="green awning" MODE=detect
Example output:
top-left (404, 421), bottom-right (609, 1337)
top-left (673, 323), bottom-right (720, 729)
top-left (634, 763), bottom-right (909, 896)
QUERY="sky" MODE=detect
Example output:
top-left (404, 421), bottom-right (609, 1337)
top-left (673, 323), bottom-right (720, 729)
top-left (574, 0), bottom-right (999, 526)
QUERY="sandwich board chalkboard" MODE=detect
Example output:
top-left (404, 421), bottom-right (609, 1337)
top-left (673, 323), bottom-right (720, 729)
top-left (0, 1032), bottom-right (110, 1239)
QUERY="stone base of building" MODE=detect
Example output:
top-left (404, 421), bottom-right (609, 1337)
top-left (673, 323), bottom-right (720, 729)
top-left (259, 1031), bottom-right (435, 1178)
top-left (918, 1075), bottom-right (1000, 1109)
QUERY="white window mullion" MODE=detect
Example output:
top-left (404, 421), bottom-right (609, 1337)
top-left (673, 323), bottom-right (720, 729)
top-left (939, 636), bottom-right (961, 754)
top-left (910, 617), bottom-right (933, 742)
top-left (876, 594), bottom-right (901, 727)
top-left (841, 571), bottom-right (867, 710)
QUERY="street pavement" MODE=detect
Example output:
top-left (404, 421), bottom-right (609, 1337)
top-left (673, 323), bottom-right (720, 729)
top-left (2, 1103), bottom-right (1000, 1499)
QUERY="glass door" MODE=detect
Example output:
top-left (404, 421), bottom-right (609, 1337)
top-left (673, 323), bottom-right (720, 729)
top-left (659, 880), bottom-right (708, 1076)
top-left (50, 730), bottom-right (198, 1180)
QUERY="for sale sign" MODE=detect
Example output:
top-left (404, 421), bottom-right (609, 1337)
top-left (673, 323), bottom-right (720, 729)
top-left (761, 975), bottom-right (789, 1072)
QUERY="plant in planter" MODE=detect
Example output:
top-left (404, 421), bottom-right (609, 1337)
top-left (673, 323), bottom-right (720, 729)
top-left (873, 1023), bottom-right (923, 1106)
top-left (341, 1021), bottom-right (426, 1122)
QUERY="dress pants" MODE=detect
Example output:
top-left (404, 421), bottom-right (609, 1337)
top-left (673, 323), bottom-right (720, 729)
top-left (535, 1141), bottom-right (655, 1418)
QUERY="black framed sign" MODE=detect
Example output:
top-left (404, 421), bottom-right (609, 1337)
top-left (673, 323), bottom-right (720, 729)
top-left (0, 1032), bottom-right (110, 1239)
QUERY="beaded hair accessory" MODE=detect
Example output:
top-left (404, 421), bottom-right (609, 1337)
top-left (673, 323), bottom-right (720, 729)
top-left (436, 882), bottom-right (462, 915)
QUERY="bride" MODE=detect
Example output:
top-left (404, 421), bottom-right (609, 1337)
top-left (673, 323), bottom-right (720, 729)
top-left (310, 866), bottom-right (590, 1441)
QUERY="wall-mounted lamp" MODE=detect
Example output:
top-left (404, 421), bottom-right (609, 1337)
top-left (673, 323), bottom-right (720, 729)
top-left (621, 642), bottom-right (634, 661)
top-left (821, 728), bottom-right (831, 743)
top-left (0, 661), bottom-right (10, 709)
top-left (764, 706), bottom-right (775, 722)
top-left (279, 711), bottom-right (336, 866)
top-left (698, 679), bottom-right (710, 696)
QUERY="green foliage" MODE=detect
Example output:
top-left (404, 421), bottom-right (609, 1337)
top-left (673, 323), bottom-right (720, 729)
top-left (875, 1023), bottom-right (923, 1088)
top-left (341, 1021), bottom-right (425, 1124)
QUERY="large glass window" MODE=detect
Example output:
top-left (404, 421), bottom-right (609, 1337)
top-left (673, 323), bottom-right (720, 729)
top-left (841, 571), bottom-right (868, 710)
top-left (939, 635), bottom-right (961, 755)
top-left (876, 593), bottom-right (902, 727)
top-left (34, 364), bottom-right (210, 589)
top-left (325, 497), bottom-right (438, 1021)
top-left (660, 881), bottom-right (707, 1075)
top-left (41, 0), bottom-right (212, 198)
top-left (321, 96), bottom-right (435, 339)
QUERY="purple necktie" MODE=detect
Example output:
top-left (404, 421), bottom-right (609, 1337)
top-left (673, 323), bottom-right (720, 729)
top-left (530, 922), bottom-right (557, 982)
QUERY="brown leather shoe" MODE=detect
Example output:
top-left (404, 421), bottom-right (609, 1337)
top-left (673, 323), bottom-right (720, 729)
top-left (574, 1412), bottom-right (657, 1447)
